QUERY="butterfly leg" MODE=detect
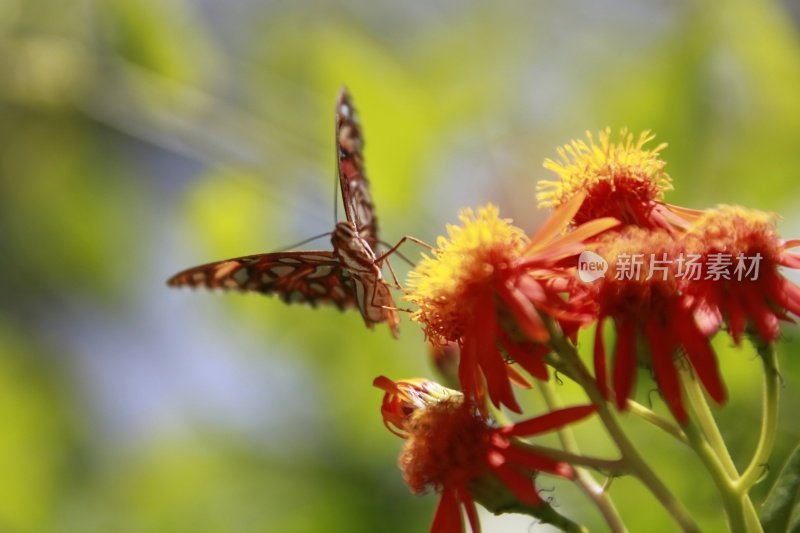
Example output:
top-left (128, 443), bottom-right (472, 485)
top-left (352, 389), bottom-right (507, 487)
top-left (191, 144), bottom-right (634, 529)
top-left (375, 235), bottom-right (432, 265)
top-left (383, 258), bottom-right (404, 290)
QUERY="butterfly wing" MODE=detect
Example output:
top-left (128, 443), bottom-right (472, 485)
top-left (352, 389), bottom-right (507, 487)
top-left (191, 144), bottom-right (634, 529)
top-left (336, 88), bottom-right (379, 251)
top-left (167, 251), bottom-right (358, 310)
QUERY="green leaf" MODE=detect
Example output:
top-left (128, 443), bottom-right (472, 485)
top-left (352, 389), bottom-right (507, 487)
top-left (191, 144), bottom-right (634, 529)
top-left (760, 444), bottom-right (800, 532)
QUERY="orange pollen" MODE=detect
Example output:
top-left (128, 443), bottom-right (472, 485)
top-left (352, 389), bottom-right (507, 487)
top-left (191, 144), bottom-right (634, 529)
top-left (398, 399), bottom-right (491, 494)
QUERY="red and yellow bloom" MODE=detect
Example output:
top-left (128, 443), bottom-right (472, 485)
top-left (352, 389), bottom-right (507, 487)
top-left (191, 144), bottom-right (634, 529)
top-left (684, 205), bottom-right (800, 344)
top-left (406, 200), bottom-right (616, 412)
top-left (374, 376), bottom-right (595, 533)
top-left (590, 227), bottom-right (726, 422)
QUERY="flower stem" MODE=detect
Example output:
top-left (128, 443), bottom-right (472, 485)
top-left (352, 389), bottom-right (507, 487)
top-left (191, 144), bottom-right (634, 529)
top-left (679, 413), bottom-right (750, 533)
top-left (537, 380), bottom-right (627, 533)
top-left (736, 341), bottom-right (779, 492)
top-left (626, 400), bottom-right (688, 444)
top-left (678, 365), bottom-right (763, 532)
top-left (548, 331), bottom-right (700, 532)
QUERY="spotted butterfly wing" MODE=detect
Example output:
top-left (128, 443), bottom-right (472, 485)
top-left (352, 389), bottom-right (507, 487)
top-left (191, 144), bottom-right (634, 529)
top-left (336, 89), bottom-right (379, 250)
top-left (167, 251), bottom-right (357, 310)
top-left (167, 88), bottom-right (399, 337)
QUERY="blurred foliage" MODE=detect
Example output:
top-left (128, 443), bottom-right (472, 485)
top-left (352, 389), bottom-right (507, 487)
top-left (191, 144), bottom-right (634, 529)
top-left (0, 0), bottom-right (799, 531)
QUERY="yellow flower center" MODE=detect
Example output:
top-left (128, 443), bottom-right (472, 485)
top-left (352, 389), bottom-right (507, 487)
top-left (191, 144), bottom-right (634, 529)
top-left (538, 128), bottom-right (672, 225)
top-left (406, 205), bottom-right (528, 342)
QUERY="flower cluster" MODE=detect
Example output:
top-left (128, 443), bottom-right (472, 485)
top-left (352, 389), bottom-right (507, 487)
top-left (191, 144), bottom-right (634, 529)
top-left (376, 128), bottom-right (800, 532)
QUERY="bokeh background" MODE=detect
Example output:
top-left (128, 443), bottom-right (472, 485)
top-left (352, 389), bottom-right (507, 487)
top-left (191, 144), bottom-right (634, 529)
top-left (1, 0), bottom-right (800, 531)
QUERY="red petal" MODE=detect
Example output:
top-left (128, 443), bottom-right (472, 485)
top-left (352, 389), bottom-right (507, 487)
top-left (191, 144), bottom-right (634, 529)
top-left (675, 307), bottom-right (727, 405)
top-left (504, 363), bottom-right (532, 388)
top-left (780, 252), bottom-right (800, 269)
top-left (457, 487), bottom-right (481, 533)
top-left (777, 276), bottom-right (800, 318)
top-left (496, 329), bottom-right (549, 381)
top-left (475, 291), bottom-right (521, 413)
top-left (489, 463), bottom-right (545, 507)
top-left (504, 405), bottom-right (596, 437)
top-left (499, 442), bottom-right (575, 478)
top-left (594, 318), bottom-right (609, 400)
top-left (693, 300), bottom-right (722, 338)
top-left (743, 287), bottom-right (780, 342)
top-left (612, 320), bottom-right (637, 410)
top-left (460, 329), bottom-right (485, 408)
top-left (497, 283), bottom-right (549, 343)
top-left (645, 320), bottom-right (687, 422)
top-left (726, 293), bottom-right (747, 344)
top-left (431, 489), bottom-right (464, 533)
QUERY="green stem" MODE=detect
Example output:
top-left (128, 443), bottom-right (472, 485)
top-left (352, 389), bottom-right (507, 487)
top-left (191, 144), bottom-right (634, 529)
top-left (626, 400), bottom-right (688, 445)
top-left (680, 413), bottom-right (749, 533)
top-left (682, 367), bottom-right (739, 478)
top-left (538, 381), bottom-right (627, 533)
top-left (736, 342), bottom-right (780, 492)
top-left (678, 366), bottom-right (763, 532)
top-left (548, 332), bottom-right (700, 532)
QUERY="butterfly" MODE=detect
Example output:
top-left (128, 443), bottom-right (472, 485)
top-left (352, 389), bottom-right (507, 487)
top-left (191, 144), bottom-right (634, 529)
top-left (167, 88), bottom-right (400, 337)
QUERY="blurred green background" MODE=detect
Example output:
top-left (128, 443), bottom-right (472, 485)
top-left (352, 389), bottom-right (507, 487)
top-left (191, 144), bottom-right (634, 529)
top-left (1, 0), bottom-right (799, 531)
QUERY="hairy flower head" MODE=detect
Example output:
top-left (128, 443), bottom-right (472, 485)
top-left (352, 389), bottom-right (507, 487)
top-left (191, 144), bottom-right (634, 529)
top-left (538, 128), bottom-right (673, 228)
top-left (684, 205), bottom-right (800, 344)
top-left (407, 204), bottom-right (528, 343)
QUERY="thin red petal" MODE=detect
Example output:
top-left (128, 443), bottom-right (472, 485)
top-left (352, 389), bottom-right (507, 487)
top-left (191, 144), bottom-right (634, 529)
top-left (497, 283), bottom-right (549, 343)
top-left (613, 320), bottom-right (637, 410)
top-left (496, 329), bottom-right (549, 381)
top-left (489, 463), bottom-right (545, 507)
top-left (504, 405), bottom-right (596, 437)
top-left (743, 287), bottom-right (780, 342)
top-left (776, 276), bottom-right (800, 318)
top-left (499, 443), bottom-right (575, 478)
top-left (475, 291), bottom-right (521, 413)
top-left (594, 318), bottom-right (609, 400)
top-left (460, 330), bottom-right (485, 408)
top-left (431, 489), bottom-right (463, 533)
top-left (454, 487), bottom-right (480, 533)
top-left (675, 308), bottom-right (727, 405)
top-left (645, 321), bottom-right (687, 422)
top-left (726, 293), bottom-right (747, 344)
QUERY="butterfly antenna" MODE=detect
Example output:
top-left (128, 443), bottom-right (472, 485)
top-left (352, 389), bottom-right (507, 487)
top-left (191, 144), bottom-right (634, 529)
top-left (274, 232), bottom-right (332, 252)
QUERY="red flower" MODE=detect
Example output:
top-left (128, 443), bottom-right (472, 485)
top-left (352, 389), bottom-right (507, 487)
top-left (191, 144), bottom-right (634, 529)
top-left (590, 227), bottom-right (726, 422)
top-left (374, 376), bottom-right (596, 533)
top-left (684, 205), bottom-right (800, 344)
top-left (406, 199), bottom-right (616, 412)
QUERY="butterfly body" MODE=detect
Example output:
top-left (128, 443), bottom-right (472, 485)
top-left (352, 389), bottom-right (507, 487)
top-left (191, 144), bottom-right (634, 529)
top-left (168, 89), bottom-right (399, 337)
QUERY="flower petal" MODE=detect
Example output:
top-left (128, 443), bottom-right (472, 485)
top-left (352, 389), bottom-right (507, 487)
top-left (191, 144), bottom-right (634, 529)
top-left (431, 488), bottom-right (464, 533)
top-left (497, 283), bottom-right (549, 343)
top-left (594, 318), bottom-right (609, 399)
top-left (527, 191), bottom-right (587, 254)
top-left (675, 308), bottom-right (727, 405)
top-left (489, 462), bottom-right (545, 508)
top-left (503, 405), bottom-right (596, 437)
top-left (645, 320), bottom-right (687, 422)
top-left (612, 320), bottom-right (638, 410)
